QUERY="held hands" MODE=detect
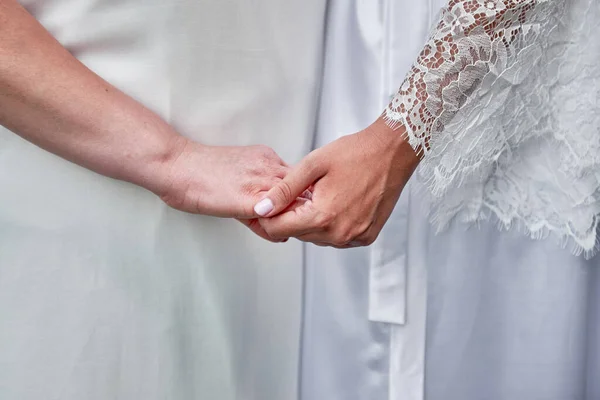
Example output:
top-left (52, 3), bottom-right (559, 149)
top-left (253, 118), bottom-right (420, 248)
top-left (154, 118), bottom-right (419, 248)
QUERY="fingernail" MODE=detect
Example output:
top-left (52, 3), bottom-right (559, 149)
top-left (301, 190), bottom-right (313, 200)
top-left (254, 198), bottom-right (274, 217)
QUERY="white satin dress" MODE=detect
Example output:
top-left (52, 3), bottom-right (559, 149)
top-left (0, 1), bottom-right (325, 399)
top-left (303, 1), bottom-right (600, 400)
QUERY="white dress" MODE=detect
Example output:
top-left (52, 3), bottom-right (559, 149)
top-left (303, 0), bottom-right (600, 399)
top-left (0, 1), bottom-right (326, 399)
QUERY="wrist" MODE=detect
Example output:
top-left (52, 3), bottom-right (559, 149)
top-left (365, 117), bottom-right (421, 173)
top-left (127, 129), bottom-right (192, 197)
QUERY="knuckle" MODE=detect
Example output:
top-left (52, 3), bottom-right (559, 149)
top-left (332, 238), bottom-right (349, 248)
top-left (359, 230), bottom-right (380, 247)
top-left (361, 236), bottom-right (376, 247)
top-left (330, 236), bottom-right (345, 247)
top-left (314, 211), bottom-right (334, 230)
top-left (356, 220), bottom-right (372, 237)
top-left (332, 222), bottom-right (379, 248)
top-left (347, 220), bottom-right (376, 246)
top-left (331, 228), bottom-right (354, 247)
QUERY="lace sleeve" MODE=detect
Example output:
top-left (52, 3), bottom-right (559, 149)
top-left (385, 0), bottom-right (556, 153)
top-left (383, 0), bottom-right (600, 256)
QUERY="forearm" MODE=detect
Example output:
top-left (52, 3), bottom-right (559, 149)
top-left (0, 0), bottom-right (185, 194)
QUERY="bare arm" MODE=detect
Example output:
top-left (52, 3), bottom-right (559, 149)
top-left (0, 0), bottom-right (188, 195)
top-left (0, 0), bottom-right (291, 243)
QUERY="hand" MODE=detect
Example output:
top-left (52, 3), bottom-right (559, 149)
top-left (155, 139), bottom-right (290, 242)
top-left (253, 118), bottom-right (420, 248)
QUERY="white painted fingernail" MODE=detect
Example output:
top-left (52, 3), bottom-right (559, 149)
top-left (254, 198), bottom-right (274, 217)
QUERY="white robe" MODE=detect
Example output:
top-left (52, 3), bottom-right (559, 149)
top-left (303, 1), bottom-right (600, 399)
top-left (0, 1), bottom-right (325, 399)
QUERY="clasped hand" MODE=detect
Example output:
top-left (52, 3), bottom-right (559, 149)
top-left (254, 118), bottom-right (419, 248)
top-left (157, 119), bottom-right (419, 248)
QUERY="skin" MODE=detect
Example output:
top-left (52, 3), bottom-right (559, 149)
top-left (0, 0), bottom-right (285, 241)
top-left (256, 118), bottom-right (421, 248)
top-left (1, 0), bottom-right (419, 248)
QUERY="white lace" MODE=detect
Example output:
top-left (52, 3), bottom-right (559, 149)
top-left (385, 0), bottom-right (600, 257)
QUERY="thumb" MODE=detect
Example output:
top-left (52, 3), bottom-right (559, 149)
top-left (254, 154), bottom-right (326, 217)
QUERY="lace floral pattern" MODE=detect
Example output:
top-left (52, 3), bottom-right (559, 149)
top-left (385, 0), bottom-right (600, 256)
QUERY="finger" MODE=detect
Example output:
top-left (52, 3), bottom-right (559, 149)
top-left (237, 219), bottom-right (288, 243)
top-left (259, 200), bottom-right (321, 239)
top-left (300, 189), bottom-right (313, 200)
top-left (253, 153), bottom-right (326, 217)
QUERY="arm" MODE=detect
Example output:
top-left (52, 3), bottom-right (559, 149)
top-left (384, 0), bottom-right (555, 155)
top-left (0, 0), bottom-right (182, 195)
top-left (0, 0), bottom-right (288, 240)
top-left (256, 0), bottom-right (557, 247)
